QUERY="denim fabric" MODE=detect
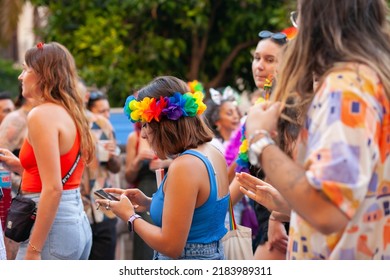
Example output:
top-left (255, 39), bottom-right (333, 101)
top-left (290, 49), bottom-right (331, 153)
top-left (153, 241), bottom-right (225, 260)
top-left (16, 188), bottom-right (92, 260)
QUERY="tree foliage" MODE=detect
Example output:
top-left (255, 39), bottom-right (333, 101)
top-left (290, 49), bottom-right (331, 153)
top-left (31, 0), bottom-right (290, 106)
top-left (0, 58), bottom-right (21, 97)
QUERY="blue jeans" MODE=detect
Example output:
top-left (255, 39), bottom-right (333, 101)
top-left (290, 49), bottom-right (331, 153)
top-left (16, 188), bottom-right (92, 260)
top-left (153, 241), bottom-right (225, 260)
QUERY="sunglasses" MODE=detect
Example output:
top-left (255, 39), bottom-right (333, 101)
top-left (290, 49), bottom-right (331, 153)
top-left (258, 30), bottom-right (287, 45)
top-left (290, 11), bottom-right (298, 28)
top-left (89, 91), bottom-right (106, 101)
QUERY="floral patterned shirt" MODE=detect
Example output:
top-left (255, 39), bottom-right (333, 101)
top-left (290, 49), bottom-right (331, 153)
top-left (288, 63), bottom-right (390, 259)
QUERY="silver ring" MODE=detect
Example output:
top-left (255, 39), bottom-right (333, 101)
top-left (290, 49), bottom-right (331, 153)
top-left (105, 200), bottom-right (111, 210)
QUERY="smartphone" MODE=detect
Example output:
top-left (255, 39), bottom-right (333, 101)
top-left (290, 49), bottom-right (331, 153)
top-left (94, 189), bottom-right (120, 201)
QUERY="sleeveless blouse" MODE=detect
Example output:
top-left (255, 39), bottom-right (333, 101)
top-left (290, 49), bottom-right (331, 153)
top-left (19, 134), bottom-right (84, 192)
top-left (150, 149), bottom-right (229, 244)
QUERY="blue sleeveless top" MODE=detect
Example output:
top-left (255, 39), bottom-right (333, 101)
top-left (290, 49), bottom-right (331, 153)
top-left (150, 150), bottom-right (229, 244)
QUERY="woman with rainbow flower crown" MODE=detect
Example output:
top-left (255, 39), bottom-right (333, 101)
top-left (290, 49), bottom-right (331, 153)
top-left (96, 76), bottom-right (230, 260)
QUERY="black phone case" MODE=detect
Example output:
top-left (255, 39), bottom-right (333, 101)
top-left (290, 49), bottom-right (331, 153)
top-left (94, 189), bottom-right (119, 201)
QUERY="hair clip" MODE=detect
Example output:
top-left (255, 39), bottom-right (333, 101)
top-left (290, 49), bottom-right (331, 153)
top-left (36, 42), bottom-right (44, 49)
top-left (210, 86), bottom-right (239, 106)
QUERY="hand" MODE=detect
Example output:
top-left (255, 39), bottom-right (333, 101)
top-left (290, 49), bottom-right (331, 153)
top-left (101, 140), bottom-right (121, 158)
top-left (137, 149), bottom-right (156, 161)
top-left (245, 101), bottom-right (282, 140)
top-left (237, 172), bottom-right (291, 215)
top-left (267, 217), bottom-right (288, 254)
top-left (0, 148), bottom-right (23, 174)
top-left (99, 188), bottom-right (151, 214)
top-left (95, 193), bottom-right (136, 222)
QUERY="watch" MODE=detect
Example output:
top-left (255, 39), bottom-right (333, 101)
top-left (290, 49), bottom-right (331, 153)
top-left (127, 213), bottom-right (142, 232)
top-left (248, 135), bottom-right (275, 167)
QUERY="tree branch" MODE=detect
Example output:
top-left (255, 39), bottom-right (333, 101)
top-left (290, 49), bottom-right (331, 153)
top-left (206, 39), bottom-right (258, 89)
top-left (188, 0), bottom-right (222, 80)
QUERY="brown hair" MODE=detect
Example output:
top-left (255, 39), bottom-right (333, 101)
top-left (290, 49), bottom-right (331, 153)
top-left (273, 0), bottom-right (390, 113)
top-left (136, 76), bottom-right (213, 158)
top-left (25, 42), bottom-right (94, 163)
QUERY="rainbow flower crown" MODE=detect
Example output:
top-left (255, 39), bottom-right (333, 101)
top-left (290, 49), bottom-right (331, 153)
top-left (124, 91), bottom-right (206, 123)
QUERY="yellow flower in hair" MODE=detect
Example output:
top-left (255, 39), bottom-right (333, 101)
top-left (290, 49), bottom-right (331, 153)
top-left (191, 91), bottom-right (207, 115)
top-left (129, 97), bottom-right (153, 122)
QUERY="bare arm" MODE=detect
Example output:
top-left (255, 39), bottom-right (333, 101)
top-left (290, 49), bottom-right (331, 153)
top-left (245, 102), bottom-right (349, 235)
top-left (24, 106), bottom-right (66, 259)
top-left (101, 155), bottom-right (205, 258)
top-left (0, 111), bottom-right (27, 151)
top-left (257, 142), bottom-right (348, 234)
top-left (229, 176), bottom-right (244, 205)
top-left (124, 132), bottom-right (141, 184)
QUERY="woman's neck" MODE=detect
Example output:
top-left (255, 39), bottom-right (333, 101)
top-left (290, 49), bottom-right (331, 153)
top-left (218, 128), bottom-right (233, 143)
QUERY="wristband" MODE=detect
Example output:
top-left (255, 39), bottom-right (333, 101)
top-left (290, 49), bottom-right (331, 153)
top-left (248, 129), bottom-right (272, 145)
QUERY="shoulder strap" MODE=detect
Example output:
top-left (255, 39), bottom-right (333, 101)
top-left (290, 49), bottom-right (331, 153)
top-left (180, 150), bottom-right (218, 200)
top-left (61, 151), bottom-right (81, 185)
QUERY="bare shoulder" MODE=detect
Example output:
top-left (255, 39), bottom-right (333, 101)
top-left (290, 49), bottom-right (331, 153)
top-left (27, 103), bottom-right (71, 129)
top-left (168, 153), bottom-right (207, 180)
top-left (28, 103), bottom-right (66, 118)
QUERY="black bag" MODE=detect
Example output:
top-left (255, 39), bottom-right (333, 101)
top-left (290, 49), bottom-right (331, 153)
top-left (5, 151), bottom-right (81, 243)
top-left (4, 195), bottom-right (37, 242)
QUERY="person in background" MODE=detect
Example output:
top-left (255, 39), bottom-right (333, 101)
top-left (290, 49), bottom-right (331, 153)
top-left (97, 76), bottom-right (230, 260)
top-left (86, 89), bottom-right (121, 188)
top-left (0, 42), bottom-right (93, 260)
top-left (245, 0), bottom-right (390, 259)
top-left (87, 90), bottom-right (111, 120)
top-left (202, 87), bottom-right (248, 227)
top-left (78, 85), bottom-right (121, 260)
top-left (0, 89), bottom-right (35, 259)
top-left (229, 30), bottom-right (290, 260)
top-left (0, 91), bottom-right (15, 124)
top-left (203, 86), bottom-right (242, 158)
top-left (0, 91), bottom-right (15, 260)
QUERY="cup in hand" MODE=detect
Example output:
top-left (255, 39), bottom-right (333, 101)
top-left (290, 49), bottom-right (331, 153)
top-left (97, 140), bottom-right (110, 162)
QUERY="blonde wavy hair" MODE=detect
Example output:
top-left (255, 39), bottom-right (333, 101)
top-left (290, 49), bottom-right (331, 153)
top-left (273, 0), bottom-right (390, 122)
top-left (25, 42), bottom-right (94, 163)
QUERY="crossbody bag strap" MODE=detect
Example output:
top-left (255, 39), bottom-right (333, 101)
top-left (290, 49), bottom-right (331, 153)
top-left (61, 151), bottom-right (81, 185)
top-left (16, 150), bottom-right (81, 195)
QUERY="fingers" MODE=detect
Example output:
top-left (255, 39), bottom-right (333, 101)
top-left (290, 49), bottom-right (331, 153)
top-left (95, 199), bottom-right (115, 209)
top-left (270, 240), bottom-right (288, 253)
top-left (239, 186), bottom-right (256, 201)
top-left (238, 172), bottom-right (267, 186)
top-left (104, 188), bottom-right (124, 195)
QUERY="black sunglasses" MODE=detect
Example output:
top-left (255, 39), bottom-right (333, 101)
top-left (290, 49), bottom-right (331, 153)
top-left (258, 30), bottom-right (287, 45)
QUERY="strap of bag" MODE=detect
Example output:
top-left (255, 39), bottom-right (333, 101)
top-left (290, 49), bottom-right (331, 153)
top-left (228, 198), bottom-right (238, 231)
top-left (61, 151), bottom-right (81, 185)
top-left (16, 150), bottom-right (81, 195)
